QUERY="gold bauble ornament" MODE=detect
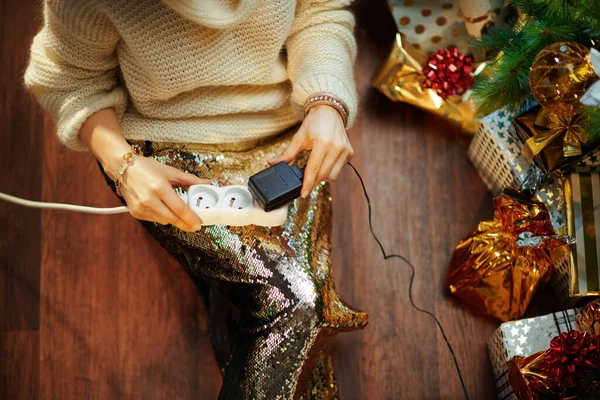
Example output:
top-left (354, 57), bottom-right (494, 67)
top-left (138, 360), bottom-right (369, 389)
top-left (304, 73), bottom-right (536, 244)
top-left (529, 42), bottom-right (598, 116)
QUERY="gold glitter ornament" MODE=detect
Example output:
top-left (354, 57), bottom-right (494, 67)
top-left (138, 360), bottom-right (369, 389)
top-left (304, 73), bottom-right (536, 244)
top-left (529, 42), bottom-right (598, 116)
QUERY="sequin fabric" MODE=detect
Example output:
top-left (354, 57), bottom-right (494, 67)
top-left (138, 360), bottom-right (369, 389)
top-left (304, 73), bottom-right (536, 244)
top-left (99, 128), bottom-right (368, 399)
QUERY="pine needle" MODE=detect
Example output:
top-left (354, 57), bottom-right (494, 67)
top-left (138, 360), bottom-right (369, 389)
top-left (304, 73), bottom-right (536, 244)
top-left (585, 106), bottom-right (600, 144)
top-left (472, 0), bottom-right (600, 114)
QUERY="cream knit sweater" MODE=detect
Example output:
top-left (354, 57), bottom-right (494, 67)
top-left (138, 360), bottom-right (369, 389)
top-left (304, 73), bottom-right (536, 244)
top-left (24, 0), bottom-right (358, 152)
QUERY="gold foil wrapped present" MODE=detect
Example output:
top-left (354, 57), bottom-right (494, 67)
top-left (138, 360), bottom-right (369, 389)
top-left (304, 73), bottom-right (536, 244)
top-left (576, 298), bottom-right (600, 336)
top-left (447, 189), bottom-right (571, 321)
top-left (508, 350), bottom-right (556, 400)
top-left (372, 33), bottom-right (488, 134)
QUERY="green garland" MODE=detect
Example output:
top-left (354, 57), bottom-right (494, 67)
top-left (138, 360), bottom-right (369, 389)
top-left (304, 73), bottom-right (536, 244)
top-left (472, 0), bottom-right (600, 141)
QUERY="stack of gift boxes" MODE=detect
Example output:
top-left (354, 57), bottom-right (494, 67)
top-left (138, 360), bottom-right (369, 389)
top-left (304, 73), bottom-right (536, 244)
top-left (469, 103), bottom-right (600, 304)
top-left (467, 104), bottom-right (600, 398)
top-left (373, 1), bottom-right (600, 397)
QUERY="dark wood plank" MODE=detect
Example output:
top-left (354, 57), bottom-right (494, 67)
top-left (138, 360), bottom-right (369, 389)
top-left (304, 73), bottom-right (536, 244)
top-left (39, 127), bottom-right (123, 399)
top-left (40, 123), bottom-right (222, 399)
top-left (0, 331), bottom-right (39, 400)
top-left (0, 0), bottom-right (42, 332)
top-left (115, 226), bottom-right (222, 400)
top-left (330, 1), bottom-right (498, 399)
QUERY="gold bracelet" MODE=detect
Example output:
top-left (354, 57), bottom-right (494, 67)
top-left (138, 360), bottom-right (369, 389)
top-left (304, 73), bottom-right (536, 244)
top-left (114, 147), bottom-right (139, 197)
top-left (303, 93), bottom-right (350, 127)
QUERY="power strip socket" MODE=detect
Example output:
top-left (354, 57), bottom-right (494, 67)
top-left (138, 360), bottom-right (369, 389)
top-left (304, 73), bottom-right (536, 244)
top-left (178, 184), bottom-right (289, 227)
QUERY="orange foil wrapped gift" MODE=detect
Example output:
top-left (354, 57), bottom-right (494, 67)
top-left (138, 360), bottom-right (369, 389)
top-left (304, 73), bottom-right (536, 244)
top-left (447, 188), bottom-right (571, 322)
top-left (576, 298), bottom-right (600, 336)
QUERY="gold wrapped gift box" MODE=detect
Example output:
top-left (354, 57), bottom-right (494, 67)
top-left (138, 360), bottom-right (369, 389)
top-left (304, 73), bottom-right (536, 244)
top-left (371, 33), bottom-right (488, 134)
top-left (447, 189), bottom-right (570, 321)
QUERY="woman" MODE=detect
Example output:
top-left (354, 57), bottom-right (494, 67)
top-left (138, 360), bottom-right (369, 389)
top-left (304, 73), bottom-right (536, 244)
top-left (24, 0), bottom-right (368, 398)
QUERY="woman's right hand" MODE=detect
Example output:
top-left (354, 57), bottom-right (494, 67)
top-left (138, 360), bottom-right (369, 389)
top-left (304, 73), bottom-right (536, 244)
top-left (79, 109), bottom-right (210, 232)
top-left (112, 155), bottom-right (210, 232)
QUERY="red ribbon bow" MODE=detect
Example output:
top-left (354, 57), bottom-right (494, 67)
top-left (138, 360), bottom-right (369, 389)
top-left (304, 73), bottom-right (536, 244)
top-left (540, 331), bottom-right (600, 390)
top-left (421, 47), bottom-right (474, 100)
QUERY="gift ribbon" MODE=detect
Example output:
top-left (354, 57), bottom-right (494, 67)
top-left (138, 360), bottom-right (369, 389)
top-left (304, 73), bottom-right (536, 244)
top-left (508, 331), bottom-right (600, 399)
top-left (460, 9), bottom-right (492, 24)
top-left (525, 109), bottom-right (588, 158)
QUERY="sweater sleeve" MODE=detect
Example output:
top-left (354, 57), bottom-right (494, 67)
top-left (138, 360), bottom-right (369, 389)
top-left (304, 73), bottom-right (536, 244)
top-left (285, 0), bottom-right (358, 127)
top-left (24, 0), bottom-right (127, 152)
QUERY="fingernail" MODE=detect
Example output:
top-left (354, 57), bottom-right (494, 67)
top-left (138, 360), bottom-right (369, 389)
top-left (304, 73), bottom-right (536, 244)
top-left (301, 190), bottom-right (309, 198)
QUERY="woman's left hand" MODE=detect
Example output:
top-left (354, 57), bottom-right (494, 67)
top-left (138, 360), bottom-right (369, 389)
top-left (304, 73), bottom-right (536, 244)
top-left (268, 105), bottom-right (354, 198)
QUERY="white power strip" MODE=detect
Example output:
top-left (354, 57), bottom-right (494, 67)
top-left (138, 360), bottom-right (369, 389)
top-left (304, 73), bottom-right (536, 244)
top-left (0, 185), bottom-right (289, 226)
top-left (179, 184), bottom-right (288, 227)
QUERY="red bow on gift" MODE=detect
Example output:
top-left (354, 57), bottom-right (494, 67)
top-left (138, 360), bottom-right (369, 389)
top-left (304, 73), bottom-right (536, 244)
top-left (509, 330), bottom-right (600, 399)
top-left (540, 331), bottom-right (600, 390)
top-left (421, 47), bottom-right (474, 99)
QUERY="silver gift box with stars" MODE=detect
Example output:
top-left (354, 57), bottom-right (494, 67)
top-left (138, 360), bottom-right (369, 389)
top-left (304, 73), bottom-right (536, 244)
top-left (487, 308), bottom-right (581, 400)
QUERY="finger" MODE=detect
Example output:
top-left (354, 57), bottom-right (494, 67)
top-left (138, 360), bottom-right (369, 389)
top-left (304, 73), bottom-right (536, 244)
top-left (317, 146), bottom-right (344, 184)
top-left (326, 150), bottom-right (351, 182)
top-left (160, 203), bottom-right (198, 232)
top-left (167, 168), bottom-right (211, 186)
top-left (128, 193), bottom-right (196, 231)
top-left (159, 185), bottom-right (203, 228)
top-left (301, 144), bottom-right (327, 198)
top-left (269, 128), bottom-right (306, 165)
top-left (149, 199), bottom-right (196, 231)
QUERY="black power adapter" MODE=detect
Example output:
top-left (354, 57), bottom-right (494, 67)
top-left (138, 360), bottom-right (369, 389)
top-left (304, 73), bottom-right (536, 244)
top-left (248, 162), bottom-right (305, 212)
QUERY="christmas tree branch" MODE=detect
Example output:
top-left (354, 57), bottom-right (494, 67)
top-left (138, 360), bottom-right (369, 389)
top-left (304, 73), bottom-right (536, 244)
top-left (473, 0), bottom-right (600, 114)
top-left (585, 107), bottom-right (600, 144)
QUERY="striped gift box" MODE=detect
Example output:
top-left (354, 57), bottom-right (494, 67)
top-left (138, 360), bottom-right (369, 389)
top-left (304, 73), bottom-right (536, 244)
top-left (487, 309), bottom-right (580, 400)
top-left (565, 172), bottom-right (600, 296)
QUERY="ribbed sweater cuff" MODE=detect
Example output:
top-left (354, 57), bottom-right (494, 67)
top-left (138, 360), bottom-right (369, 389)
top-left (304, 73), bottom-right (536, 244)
top-left (291, 73), bottom-right (357, 128)
top-left (57, 88), bottom-right (127, 152)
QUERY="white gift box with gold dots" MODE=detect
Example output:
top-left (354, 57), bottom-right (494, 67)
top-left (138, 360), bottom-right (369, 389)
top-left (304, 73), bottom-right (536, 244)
top-left (387, 0), bottom-right (507, 55)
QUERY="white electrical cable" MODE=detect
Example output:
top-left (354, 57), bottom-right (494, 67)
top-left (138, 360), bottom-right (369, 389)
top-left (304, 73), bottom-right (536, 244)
top-left (0, 191), bottom-right (129, 215)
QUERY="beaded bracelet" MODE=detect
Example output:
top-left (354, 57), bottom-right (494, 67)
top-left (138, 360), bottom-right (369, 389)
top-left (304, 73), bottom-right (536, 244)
top-left (303, 93), bottom-right (350, 127)
top-left (114, 147), bottom-right (139, 197)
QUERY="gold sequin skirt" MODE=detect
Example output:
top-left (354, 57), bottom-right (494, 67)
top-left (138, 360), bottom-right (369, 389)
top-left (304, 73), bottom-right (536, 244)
top-left (99, 127), bottom-right (369, 399)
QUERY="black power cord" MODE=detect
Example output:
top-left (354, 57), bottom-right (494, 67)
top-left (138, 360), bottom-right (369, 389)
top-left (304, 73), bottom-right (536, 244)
top-left (347, 162), bottom-right (470, 400)
top-left (249, 161), bottom-right (470, 399)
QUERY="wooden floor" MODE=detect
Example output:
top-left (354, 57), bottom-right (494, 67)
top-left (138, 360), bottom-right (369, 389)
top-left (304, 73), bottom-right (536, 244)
top-left (0, 1), bottom-right (563, 399)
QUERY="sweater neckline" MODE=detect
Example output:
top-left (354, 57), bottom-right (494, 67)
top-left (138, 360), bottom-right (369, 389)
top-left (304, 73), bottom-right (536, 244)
top-left (161, 0), bottom-right (260, 29)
